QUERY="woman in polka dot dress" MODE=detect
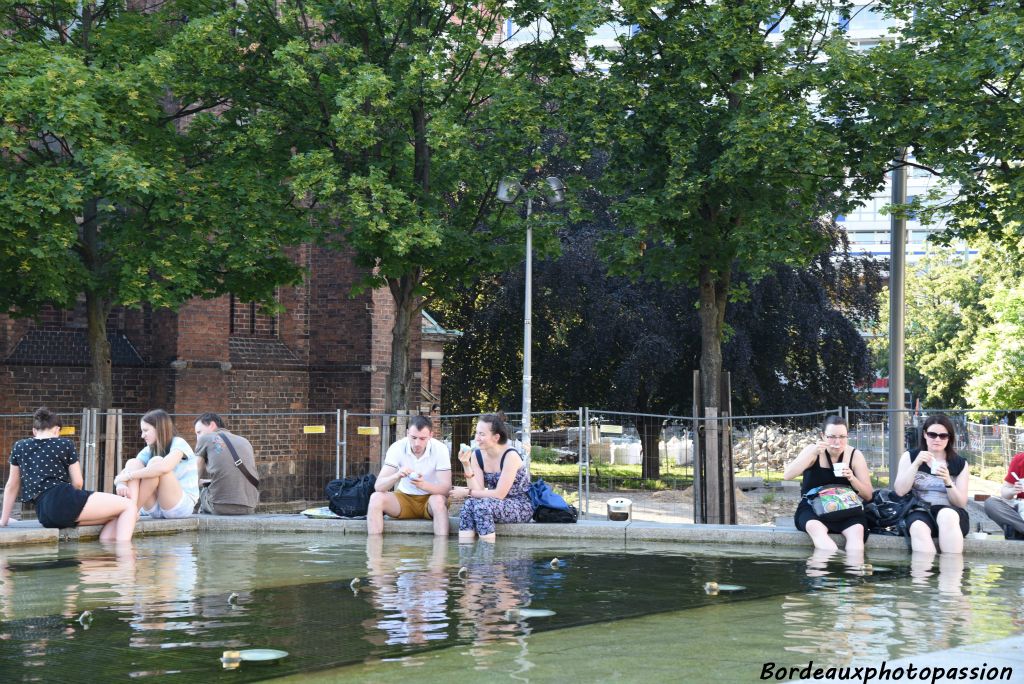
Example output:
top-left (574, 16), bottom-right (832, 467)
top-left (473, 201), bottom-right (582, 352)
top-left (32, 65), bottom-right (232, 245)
top-left (1, 407), bottom-right (137, 541)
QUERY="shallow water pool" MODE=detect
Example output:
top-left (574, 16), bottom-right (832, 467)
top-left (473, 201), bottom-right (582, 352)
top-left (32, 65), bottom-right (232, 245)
top-left (1, 534), bottom-right (1022, 682)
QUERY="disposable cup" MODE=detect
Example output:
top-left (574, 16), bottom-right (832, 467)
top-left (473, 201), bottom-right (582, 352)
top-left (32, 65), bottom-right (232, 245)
top-left (833, 463), bottom-right (846, 477)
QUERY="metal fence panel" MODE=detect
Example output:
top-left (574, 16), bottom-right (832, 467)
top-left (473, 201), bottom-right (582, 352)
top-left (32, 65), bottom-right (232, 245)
top-left (846, 408), bottom-right (1024, 478)
top-left (115, 411), bottom-right (339, 506)
top-left (582, 409), bottom-right (841, 525)
top-left (5, 405), bottom-right (1023, 520)
top-left (584, 410), bottom-right (697, 523)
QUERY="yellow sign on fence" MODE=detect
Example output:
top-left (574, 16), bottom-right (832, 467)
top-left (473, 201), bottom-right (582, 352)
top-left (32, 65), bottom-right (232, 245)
top-left (599, 424), bottom-right (624, 434)
top-left (59, 426), bottom-right (76, 436)
top-left (303, 425), bottom-right (326, 434)
top-left (357, 426), bottom-right (380, 436)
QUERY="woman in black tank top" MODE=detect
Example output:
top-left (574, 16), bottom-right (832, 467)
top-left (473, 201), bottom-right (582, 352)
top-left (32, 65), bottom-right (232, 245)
top-left (892, 414), bottom-right (970, 553)
top-left (783, 416), bottom-right (873, 554)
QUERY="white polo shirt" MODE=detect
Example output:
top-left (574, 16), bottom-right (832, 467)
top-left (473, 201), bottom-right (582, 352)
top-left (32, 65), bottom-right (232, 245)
top-left (383, 437), bottom-right (451, 496)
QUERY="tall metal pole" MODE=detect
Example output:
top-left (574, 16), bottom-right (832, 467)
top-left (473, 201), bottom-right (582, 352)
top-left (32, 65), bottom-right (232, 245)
top-left (522, 197), bottom-right (533, 453)
top-left (888, 152), bottom-right (908, 479)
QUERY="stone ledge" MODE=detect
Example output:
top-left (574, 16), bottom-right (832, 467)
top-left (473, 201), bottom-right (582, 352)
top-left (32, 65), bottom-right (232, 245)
top-left (0, 516), bottom-right (200, 546)
top-left (3, 514), bottom-right (1024, 556)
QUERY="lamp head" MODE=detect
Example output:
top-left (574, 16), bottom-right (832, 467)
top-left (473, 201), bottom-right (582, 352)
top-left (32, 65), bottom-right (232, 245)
top-left (545, 177), bottom-right (565, 203)
top-left (496, 179), bottom-right (523, 204)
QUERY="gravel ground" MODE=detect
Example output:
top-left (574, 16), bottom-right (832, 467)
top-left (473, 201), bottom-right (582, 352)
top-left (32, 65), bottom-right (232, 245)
top-left (577, 476), bottom-right (1008, 527)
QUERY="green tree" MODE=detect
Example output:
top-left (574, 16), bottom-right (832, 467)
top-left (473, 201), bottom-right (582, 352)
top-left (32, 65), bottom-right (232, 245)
top-left (868, 0), bottom-right (1024, 240)
top-left (0, 1), bottom-right (310, 408)
top-left (590, 1), bottom-right (891, 519)
top-left (225, 0), bottom-right (598, 412)
top-left (966, 285), bottom-right (1024, 408)
top-left (440, 146), bottom-right (884, 481)
top-left (869, 250), bottom-right (983, 408)
top-left (963, 235), bottom-right (1024, 408)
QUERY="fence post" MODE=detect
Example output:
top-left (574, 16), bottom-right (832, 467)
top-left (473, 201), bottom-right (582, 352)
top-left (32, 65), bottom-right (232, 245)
top-left (82, 408), bottom-right (99, 491)
top-left (115, 409), bottom-right (123, 481)
top-left (79, 408), bottom-right (90, 485)
top-left (692, 371), bottom-right (703, 523)
top-left (577, 407), bottom-right (584, 522)
top-left (335, 409), bottom-right (342, 480)
top-left (583, 407), bottom-right (590, 519)
top-left (341, 410), bottom-right (348, 479)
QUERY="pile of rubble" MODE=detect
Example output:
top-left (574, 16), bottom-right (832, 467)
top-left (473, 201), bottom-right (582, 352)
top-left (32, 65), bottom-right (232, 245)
top-left (732, 425), bottom-right (818, 471)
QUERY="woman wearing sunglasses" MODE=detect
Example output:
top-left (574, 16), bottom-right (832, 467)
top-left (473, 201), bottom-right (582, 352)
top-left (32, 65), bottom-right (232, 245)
top-left (893, 414), bottom-right (970, 553)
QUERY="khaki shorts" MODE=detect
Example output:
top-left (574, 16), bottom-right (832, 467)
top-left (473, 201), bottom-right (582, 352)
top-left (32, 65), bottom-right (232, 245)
top-left (394, 491), bottom-right (435, 520)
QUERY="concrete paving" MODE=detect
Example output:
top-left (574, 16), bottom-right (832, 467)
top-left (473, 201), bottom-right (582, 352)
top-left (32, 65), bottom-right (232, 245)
top-left (3, 512), bottom-right (1024, 556)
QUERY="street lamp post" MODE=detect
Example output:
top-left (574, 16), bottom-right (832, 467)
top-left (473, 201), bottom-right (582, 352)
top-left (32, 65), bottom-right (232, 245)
top-left (496, 176), bottom-right (565, 456)
top-left (888, 151), bottom-right (908, 478)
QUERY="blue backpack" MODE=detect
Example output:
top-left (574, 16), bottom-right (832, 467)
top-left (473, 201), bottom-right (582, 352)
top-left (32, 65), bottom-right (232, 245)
top-left (528, 479), bottom-right (577, 523)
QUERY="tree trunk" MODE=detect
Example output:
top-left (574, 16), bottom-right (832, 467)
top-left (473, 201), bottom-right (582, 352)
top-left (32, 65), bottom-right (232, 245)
top-left (80, 198), bottom-right (112, 410)
top-left (637, 414), bottom-right (662, 481)
top-left (85, 290), bottom-right (112, 410)
top-left (387, 272), bottom-right (421, 414)
top-left (697, 263), bottom-right (734, 523)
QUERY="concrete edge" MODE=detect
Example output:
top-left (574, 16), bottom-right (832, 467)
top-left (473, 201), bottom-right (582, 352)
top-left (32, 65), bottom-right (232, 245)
top-left (3, 515), bottom-right (1023, 557)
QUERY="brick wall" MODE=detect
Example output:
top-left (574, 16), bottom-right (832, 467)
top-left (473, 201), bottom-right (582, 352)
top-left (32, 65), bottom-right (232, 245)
top-left (0, 241), bottom-right (448, 504)
top-left (0, 366), bottom-right (157, 415)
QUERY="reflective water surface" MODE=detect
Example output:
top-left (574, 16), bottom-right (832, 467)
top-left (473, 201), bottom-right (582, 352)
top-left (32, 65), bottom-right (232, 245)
top-left (1, 534), bottom-right (1022, 682)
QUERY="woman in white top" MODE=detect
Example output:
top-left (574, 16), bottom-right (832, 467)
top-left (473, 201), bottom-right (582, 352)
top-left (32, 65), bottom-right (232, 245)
top-left (114, 409), bottom-right (199, 519)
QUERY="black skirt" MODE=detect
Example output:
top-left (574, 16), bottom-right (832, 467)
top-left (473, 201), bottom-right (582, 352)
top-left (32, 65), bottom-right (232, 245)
top-left (34, 483), bottom-right (92, 529)
top-left (905, 504), bottom-right (970, 537)
top-left (795, 500), bottom-right (870, 539)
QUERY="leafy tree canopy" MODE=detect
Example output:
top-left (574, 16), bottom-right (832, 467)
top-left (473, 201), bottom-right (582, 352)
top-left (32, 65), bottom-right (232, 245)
top-left (216, 0), bottom-right (601, 409)
top-left (0, 0), bottom-right (311, 406)
top-left (868, 0), bottom-right (1024, 240)
top-left (440, 153), bottom-right (884, 418)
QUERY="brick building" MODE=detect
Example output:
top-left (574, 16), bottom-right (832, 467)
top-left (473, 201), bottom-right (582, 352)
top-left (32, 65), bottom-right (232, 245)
top-left (0, 244), bottom-right (459, 502)
top-left (0, 243), bottom-right (462, 416)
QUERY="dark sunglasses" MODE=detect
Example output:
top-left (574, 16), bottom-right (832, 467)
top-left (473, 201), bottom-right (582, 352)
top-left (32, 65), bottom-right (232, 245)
top-left (924, 430), bottom-right (950, 440)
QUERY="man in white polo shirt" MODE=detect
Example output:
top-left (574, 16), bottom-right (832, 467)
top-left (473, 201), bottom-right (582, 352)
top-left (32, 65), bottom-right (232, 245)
top-left (368, 415), bottom-right (452, 536)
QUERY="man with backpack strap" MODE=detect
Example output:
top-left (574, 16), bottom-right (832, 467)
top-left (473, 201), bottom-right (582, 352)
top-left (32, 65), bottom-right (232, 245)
top-left (194, 413), bottom-right (260, 515)
top-left (367, 415), bottom-right (452, 536)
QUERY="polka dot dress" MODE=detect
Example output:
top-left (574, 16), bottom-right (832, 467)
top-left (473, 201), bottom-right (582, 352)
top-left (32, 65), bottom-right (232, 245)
top-left (10, 437), bottom-right (78, 502)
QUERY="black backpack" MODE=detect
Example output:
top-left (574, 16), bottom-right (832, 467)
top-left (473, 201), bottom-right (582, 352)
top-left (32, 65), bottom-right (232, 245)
top-left (864, 488), bottom-right (932, 539)
top-left (533, 504), bottom-right (578, 523)
top-left (325, 474), bottom-right (377, 518)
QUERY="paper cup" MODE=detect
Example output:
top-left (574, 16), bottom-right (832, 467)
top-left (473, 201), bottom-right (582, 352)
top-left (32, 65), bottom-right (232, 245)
top-left (832, 463), bottom-right (846, 477)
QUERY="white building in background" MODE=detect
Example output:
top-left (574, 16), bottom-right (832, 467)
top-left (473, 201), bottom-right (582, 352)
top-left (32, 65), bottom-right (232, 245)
top-left (837, 165), bottom-right (975, 263)
top-left (771, 3), bottom-right (971, 262)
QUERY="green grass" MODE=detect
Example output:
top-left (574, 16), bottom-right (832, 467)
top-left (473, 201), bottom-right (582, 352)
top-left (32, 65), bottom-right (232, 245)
top-left (531, 461), bottom-right (694, 490)
top-left (529, 446), bottom-right (566, 464)
top-left (532, 457), bottom-right (1009, 493)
